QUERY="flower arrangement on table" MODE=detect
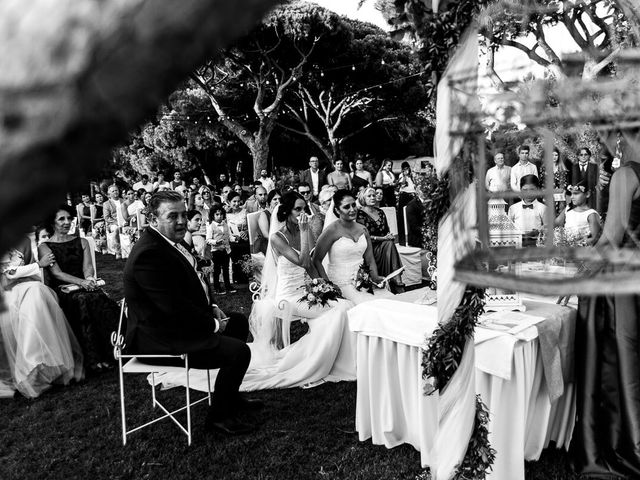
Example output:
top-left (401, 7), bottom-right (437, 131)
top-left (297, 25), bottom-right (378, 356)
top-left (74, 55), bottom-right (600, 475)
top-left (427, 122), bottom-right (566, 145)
top-left (354, 263), bottom-right (377, 294)
top-left (298, 278), bottom-right (343, 307)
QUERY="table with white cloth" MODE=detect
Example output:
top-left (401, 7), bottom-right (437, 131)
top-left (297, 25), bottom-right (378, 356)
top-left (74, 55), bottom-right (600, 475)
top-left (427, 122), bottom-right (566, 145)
top-left (475, 300), bottom-right (576, 480)
top-left (349, 292), bottom-right (576, 480)
top-left (348, 298), bottom-right (476, 480)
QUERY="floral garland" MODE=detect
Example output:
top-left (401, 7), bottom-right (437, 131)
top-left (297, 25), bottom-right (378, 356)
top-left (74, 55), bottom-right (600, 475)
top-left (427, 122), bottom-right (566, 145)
top-left (416, 167), bottom-right (495, 479)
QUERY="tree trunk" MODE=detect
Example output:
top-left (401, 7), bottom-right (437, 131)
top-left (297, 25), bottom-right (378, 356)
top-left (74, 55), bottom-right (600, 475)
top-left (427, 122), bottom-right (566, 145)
top-left (251, 118), bottom-right (275, 179)
top-left (0, 0), bottom-right (281, 258)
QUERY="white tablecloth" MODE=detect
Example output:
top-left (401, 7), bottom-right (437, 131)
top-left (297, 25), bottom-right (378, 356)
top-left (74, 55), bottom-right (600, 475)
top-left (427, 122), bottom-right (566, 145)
top-left (349, 299), bottom-right (476, 480)
top-left (349, 297), bottom-right (576, 480)
top-left (476, 300), bottom-right (576, 480)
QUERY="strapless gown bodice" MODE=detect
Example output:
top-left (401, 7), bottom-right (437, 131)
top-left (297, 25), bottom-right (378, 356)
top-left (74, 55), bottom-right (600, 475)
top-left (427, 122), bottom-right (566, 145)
top-left (275, 251), bottom-right (307, 300)
top-left (327, 235), bottom-right (367, 287)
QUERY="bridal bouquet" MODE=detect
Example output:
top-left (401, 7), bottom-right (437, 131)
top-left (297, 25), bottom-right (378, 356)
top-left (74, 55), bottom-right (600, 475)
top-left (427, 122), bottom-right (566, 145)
top-left (298, 278), bottom-right (343, 308)
top-left (354, 263), bottom-right (375, 294)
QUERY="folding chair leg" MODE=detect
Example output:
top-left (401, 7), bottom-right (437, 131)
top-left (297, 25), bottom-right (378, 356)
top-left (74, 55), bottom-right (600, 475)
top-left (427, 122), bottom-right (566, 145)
top-left (118, 357), bottom-right (127, 446)
top-left (206, 370), bottom-right (212, 406)
top-left (151, 372), bottom-right (156, 408)
top-left (185, 356), bottom-right (192, 446)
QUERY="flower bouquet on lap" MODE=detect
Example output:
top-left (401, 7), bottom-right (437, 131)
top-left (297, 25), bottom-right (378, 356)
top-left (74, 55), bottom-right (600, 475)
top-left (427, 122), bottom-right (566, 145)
top-left (354, 263), bottom-right (376, 294)
top-left (298, 278), bottom-right (343, 308)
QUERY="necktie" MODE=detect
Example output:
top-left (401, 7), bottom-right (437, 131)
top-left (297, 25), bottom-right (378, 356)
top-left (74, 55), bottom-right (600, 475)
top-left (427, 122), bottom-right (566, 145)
top-left (522, 204), bottom-right (534, 210)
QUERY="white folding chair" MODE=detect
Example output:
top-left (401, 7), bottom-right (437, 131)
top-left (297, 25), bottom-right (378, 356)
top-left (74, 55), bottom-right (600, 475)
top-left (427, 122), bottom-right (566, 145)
top-left (249, 283), bottom-right (302, 349)
top-left (380, 207), bottom-right (399, 239)
top-left (247, 211), bottom-right (262, 254)
top-left (111, 300), bottom-right (212, 446)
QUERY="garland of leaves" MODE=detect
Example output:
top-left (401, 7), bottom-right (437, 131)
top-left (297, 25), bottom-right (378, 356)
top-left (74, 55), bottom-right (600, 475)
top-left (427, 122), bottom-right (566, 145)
top-left (416, 166), bottom-right (495, 480)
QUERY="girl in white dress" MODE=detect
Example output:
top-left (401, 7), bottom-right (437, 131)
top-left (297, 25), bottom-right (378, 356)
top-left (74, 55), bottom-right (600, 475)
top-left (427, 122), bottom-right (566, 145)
top-left (312, 190), bottom-right (391, 305)
top-left (555, 182), bottom-right (601, 245)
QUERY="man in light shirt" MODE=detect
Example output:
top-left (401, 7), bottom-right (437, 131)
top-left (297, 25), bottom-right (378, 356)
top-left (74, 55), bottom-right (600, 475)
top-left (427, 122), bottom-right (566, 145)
top-left (485, 152), bottom-right (511, 194)
top-left (132, 174), bottom-right (154, 194)
top-left (258, 169), bottom-right (275, 193)
top-left (510, 145), bottom-right (539, 192)
top-left (299, 156), bottom-right (327, 200)
top-left (508, 174), bottom-right (546, 247)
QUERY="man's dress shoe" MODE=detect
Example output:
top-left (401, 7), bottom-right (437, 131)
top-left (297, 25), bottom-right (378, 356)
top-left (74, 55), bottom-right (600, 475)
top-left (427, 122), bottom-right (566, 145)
top-left (237, 395), bottom-right (264, 412)
top-left (205, 416), bottom-right (255, 435)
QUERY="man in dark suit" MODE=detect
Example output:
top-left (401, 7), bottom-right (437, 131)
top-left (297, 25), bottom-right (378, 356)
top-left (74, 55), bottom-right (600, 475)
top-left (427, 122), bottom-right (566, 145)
top-left (123, 191), bottom-right (259, 435)
top-left (405, 190), bottom-right (426, 248)
top-left (299, 156), bottom-right (327, 200)
top-left (569, 147), bottom-right (600, 210)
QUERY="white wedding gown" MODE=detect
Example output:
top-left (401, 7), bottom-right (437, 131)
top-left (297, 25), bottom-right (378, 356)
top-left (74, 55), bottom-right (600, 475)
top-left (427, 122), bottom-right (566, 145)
top-left (151, 241), bottom-right (358, 393)
top-left (326, 234), bottom-right (393, 305)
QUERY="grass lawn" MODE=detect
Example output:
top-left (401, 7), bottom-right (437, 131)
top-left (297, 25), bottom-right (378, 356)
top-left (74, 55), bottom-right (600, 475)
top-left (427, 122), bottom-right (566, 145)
top-left (0, 254), bottom-right (577, 479)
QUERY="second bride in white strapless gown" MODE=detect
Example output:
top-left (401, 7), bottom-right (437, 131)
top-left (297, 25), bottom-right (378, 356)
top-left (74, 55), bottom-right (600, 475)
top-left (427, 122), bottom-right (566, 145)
top-left (313, 190), bottom-right (393, 305)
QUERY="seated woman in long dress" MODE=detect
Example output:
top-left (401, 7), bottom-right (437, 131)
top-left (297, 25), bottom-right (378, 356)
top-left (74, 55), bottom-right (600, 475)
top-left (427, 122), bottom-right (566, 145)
top-left (0, 237), bottom-right (83, 397)
top-left (243, 191), bottom-right (357, 389)
top-left (39, 204), bottom-right (120, 374)
top-left (356, 187), bottom-right (405, 293)
top-left (312, 189), bottom-right (391, 305)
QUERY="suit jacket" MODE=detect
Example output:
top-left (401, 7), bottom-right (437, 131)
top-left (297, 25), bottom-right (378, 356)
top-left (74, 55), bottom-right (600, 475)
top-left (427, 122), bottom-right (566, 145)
top-left (299, 168), bottom-right (327, 193)
top-left (123, 228), bottom-right (218, 355)
top-left (103, 199), bottom-right (120, 227)
top-left (568, 162), bottom-right (599, 209)
top-left (405, 198), bottom-right (426, 248)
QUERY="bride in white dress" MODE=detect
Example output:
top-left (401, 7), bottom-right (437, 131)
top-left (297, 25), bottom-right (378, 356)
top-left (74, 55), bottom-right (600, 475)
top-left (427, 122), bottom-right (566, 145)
top-left (312, 189), bottom-right (392, 305)
top-left (153, 192), bottom-right (358, 393)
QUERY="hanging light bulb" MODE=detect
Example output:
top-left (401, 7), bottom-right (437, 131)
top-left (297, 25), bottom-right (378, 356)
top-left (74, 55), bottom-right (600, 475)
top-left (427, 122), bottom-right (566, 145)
top-left (352, 65), bottom-right (356, 71)
top-left (320, 72), bottom-right (325, 77)
top-left (381, 59), bottom-right (385, 65)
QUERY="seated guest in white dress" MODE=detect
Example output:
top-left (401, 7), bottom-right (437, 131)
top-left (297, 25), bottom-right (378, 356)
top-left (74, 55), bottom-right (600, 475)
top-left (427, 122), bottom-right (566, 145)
top-left (312, 189), bottom-right (391, 305)
top-left (508, 174), bottom-right (546, 247)
top-left (0, 238), bottom-right (83, 398)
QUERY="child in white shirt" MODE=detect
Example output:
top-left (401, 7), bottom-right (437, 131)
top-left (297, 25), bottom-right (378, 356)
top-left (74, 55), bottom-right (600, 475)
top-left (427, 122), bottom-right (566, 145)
top-left (206, 205), bottom-right (234, 294)
top-left (508, 174), bottom-right (546, 246)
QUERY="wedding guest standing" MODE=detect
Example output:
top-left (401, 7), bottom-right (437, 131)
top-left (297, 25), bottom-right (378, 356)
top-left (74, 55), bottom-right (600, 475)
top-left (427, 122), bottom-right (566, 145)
top-left (39, 204), bottom-right (120, 373)
top-left (540, 147), bottom-right (570, 214)
top-left (350, 158), bottom-right (372, 193)
top-left (375, 159), bottom-right (397, 207)
top-left (508, 175), bottom-right (546, 246)
top-left (226, 192), bottom-right (250, 284)
top-left (327, 159), bottom-right (352, 191)
top-left (246, 186), bottom-right (267, 214)
top-left (124, 191), bottom-right (257, 435)
top-left (299, 156), bottom-right (327, 199)
top-left (405, 188), bottom-right (427, 248)
top-left (258, 169), bottom-right (275, 193)
top-left (207, 205), bottom-right (235, 294)
top-left (570, 156), bottom-right (640, 478)
top-left (569, 147), bottom-right (599, 210)
top-left (485, 152), bottom-right (511, 195)
top-left (76, 194), bottom-right (95, 236)
top-left (510, 145), bottom-right (538, 192)
top-left (103, 184), bottom-right (123, 258)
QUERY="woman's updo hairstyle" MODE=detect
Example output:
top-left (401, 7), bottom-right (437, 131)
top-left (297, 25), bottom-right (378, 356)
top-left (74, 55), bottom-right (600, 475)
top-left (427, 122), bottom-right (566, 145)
top-left (332, 189), bottom-right (356, 217)
top-left (186, 209), bottom-right (201, 221)
top-left (227, 191), bottom-right (242, 203)
top-left (276, 191), bottom-right (304, 223)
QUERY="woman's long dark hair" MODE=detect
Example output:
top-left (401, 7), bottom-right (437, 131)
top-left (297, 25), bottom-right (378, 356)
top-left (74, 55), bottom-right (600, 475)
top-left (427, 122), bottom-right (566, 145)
top-left (332, 190), bottom-right (356, 217)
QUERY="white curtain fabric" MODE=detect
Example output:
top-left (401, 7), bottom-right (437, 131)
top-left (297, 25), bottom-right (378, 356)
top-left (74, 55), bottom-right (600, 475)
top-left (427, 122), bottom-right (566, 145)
top-left (436, 185), bottom-right (477, 325)
top-left (433, 26), bottom-right (479, 176)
